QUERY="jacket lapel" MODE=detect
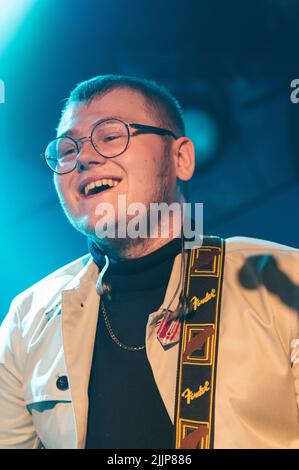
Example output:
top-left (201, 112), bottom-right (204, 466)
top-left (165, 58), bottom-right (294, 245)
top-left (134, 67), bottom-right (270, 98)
top-left (145, 252), bottom-right (184, 423)
top-left (61, 258), bottom-right (100, 449)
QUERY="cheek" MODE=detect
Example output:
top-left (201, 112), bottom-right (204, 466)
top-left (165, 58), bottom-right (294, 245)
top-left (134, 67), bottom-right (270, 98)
top-left (54, 175), bottom-right (73, 206)
top-left (131, 161), bottom-right (156, 195)
top-left (133, 155), bottom-right (158, 180)
top-left (53, 175), bottom-right (62, 198)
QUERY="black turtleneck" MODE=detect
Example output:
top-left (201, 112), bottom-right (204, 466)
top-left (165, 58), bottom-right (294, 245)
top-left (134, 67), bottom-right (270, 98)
top-left (85, 237), bottom-right (181, 449)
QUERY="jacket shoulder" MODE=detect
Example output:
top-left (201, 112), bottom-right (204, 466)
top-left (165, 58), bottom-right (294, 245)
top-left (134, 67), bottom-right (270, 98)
top-left (37, 253), bottom-right (92, 284)
top-left (223, 236), bottom-right (299, 306)
top-left (8, 253), bottom-right (93, 315)
top-left (225, 236), bottom-right (299, 256)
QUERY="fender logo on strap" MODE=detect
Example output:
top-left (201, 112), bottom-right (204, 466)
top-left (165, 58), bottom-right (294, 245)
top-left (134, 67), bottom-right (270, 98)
top-left (182, 380), bottom-right (210, 405)
top-left (190, 288), bottom-right (217, 311)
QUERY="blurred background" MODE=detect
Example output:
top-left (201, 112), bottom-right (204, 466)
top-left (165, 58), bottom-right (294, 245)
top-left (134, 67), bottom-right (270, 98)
top-left (1, 0), bottom-right (299, 319)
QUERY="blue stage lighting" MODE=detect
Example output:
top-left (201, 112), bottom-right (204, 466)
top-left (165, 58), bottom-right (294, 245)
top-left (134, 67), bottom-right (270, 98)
top-left (184, 108), bottom-right (220, 168)
top-left (0, 0), bottom-right (36, 55)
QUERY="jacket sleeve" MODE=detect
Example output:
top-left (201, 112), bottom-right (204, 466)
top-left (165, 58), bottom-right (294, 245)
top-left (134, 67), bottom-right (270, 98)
top-left (288, 268), bottom-right (299, 411)
top-left (0, 299), bottom-right (40, 449)
top-left (291, 335), bottom-right (299, 410)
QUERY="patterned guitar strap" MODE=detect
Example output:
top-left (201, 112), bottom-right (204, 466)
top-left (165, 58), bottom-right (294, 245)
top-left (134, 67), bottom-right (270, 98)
top-left (174, 236), bottom-right (225, 449)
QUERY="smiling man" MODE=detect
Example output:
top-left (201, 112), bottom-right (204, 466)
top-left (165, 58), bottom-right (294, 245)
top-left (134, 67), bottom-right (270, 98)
top-left (1, 75), bottom-right (299, 450)
top-left (53, 83), bottom-right (192, 258)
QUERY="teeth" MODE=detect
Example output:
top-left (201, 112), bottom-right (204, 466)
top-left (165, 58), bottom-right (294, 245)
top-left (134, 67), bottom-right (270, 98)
top-left (83, 178), bottom-right (120, 196)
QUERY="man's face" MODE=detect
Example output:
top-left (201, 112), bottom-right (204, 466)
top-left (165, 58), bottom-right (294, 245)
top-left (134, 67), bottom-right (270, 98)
top-left (54, 87), bottom-right (178, 239)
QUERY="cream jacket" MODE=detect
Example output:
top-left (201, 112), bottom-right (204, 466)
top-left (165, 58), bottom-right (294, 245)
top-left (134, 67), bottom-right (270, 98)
top-left (1, 236), bottom-right (299, 449)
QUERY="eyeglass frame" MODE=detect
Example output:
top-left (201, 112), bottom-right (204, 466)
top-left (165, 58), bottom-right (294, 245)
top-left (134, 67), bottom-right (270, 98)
top-left (42, 117), bottom-right (179, 175)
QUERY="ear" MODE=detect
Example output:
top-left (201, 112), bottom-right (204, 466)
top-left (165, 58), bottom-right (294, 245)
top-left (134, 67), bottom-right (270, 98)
top-left (172, 137), bottom-right (195, 182)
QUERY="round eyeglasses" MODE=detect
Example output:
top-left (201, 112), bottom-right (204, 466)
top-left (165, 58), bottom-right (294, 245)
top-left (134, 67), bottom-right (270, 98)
top-left (43, 118), bottom-right (178, 174)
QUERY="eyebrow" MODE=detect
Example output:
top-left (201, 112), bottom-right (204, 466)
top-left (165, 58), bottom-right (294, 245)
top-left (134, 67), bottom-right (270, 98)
top-left (58, 129), bottom-right (73, 138)
top-left (57, 115), bottom-right (132, 139)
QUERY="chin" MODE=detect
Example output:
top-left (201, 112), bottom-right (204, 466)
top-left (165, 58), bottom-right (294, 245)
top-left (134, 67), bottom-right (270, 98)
top-left (88, 216), bottom-right (118, 239)
top-left (63, 212), bottom-right (92, 238)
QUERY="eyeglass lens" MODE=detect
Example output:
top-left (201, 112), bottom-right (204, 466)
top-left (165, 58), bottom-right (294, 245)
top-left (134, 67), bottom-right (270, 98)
top-left (45, 119), bottom-right (129, 173)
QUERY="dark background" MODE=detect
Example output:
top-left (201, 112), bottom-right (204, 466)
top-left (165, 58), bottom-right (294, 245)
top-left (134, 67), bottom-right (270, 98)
top-left (1, 0), bottom-right (299, 320)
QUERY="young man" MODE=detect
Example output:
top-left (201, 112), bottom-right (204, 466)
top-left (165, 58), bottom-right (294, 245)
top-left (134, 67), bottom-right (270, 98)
top-left (1, 75), bottom-right (299, 449)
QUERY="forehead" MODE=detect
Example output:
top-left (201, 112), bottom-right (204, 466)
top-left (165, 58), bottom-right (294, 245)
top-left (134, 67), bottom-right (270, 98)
top-left (57, 88), bottom-right (153, 137)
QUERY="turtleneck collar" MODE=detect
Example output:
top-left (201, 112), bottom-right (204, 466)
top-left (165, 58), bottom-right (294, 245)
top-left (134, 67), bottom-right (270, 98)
top-left (88, 237), bottom-right (182, 293)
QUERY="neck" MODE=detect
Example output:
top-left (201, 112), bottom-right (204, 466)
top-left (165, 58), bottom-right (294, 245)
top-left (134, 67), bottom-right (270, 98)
top-left (90, 216), bottom-right (183, 261)
top-left (91, 232), bottom-right (180, 261)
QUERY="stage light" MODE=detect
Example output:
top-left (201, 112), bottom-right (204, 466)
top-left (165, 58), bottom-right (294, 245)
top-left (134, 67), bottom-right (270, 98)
top-left (184, 108), bottom-right (221, 168)
top-left (0, 0), bottom-right (36, 55)
top-left (168, 81), bottom-right (233, 169)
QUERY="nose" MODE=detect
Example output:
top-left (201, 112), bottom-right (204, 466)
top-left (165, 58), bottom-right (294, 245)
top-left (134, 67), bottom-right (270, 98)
top-left (75, 138), bottom-right (107, 172)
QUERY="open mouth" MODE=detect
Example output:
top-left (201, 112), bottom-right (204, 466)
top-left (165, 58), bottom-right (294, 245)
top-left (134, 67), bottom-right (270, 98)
top-left (80, 178), bottom-right (121, 197)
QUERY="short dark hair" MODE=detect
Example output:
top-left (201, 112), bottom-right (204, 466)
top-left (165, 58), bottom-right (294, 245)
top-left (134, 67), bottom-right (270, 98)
top-left (60, 74), bottom-right (185, 137)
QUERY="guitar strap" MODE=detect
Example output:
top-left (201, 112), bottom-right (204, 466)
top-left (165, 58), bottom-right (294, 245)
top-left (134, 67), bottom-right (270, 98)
top-left (174, 236), bottom-right (225, 449)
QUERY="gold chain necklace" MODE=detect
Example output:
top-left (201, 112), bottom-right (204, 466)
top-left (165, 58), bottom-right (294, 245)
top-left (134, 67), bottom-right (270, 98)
top-left (100, 300), bottom-right (145, 351)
